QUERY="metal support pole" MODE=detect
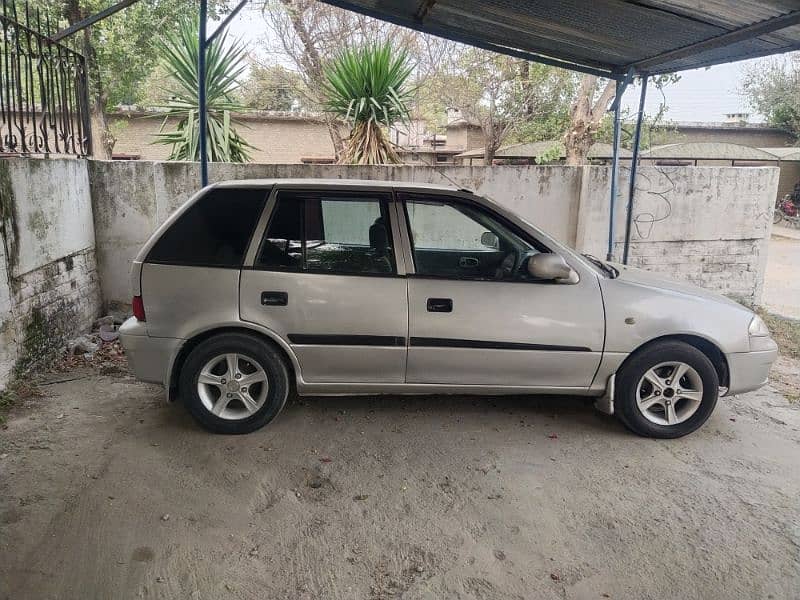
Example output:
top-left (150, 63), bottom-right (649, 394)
top-left (622, 76), bottom-right (648, 265)
top-left (606, 79), bottom-right (624, 262)
top-left (199, 0), bottom-right (209, 187)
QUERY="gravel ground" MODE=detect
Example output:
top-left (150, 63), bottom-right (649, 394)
top-left (1, 363), bottom-right (799, 600)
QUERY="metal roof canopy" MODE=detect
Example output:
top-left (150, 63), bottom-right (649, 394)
top-left (52, 0), bottom-right (800, 263)
top-left (317, 0), bottom-right (800, 79)
top-left (300, 1), bottom-right (800, 263)
top-left (154, 0), bottom-right (800, 262)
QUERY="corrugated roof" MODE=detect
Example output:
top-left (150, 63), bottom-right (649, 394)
top-left (642, 142), bottom-right (780, 160)
top-left (759, 146), bottom-right (800, 160)
top-left (319, 1), bottom-right (800, 77)
top-left (457, 141), bottom-right (631, 160)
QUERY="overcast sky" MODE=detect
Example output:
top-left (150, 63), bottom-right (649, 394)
top-left (225, 6), bottom-right (769, 124)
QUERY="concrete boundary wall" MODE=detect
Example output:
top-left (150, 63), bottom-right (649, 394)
top-left (0, 159), bottom-right (102, 386)
top-left (89, 161), bottom-right (777, 307)
top-left (577, 165), bottom-right (777, 302)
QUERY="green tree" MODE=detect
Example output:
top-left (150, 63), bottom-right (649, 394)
top-left (741, 56), bottom-right (800, 137)
top-left (33, 0), bottom-right (229, 158)
top-left (322, 42), bottom-right (413, 164)
top-left (564, 73), bottom-right (679, 165)
top-left (419, 42), bottom-right (577, 162)
top-left (262, 0), bottom-right (425, 158)
top-left (239, 63), bottom-right (305, 111)
top-left (153, 15), bottom-right (254, 162)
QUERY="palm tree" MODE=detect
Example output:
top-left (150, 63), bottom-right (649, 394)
top-left (153, 16), bottom-right (254, 162)
top-left (322, 42), bottom-right (414, 164)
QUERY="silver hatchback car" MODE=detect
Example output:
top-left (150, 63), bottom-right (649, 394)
top-left (120, 179), bottom-right (777, 437)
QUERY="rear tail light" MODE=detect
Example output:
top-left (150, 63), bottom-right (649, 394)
top-left (132, 295), bottom-right (146, 321)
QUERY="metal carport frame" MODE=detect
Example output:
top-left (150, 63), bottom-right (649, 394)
top-left (56, 0), bottom-right (800, 263)
top-left (203, 0), bottom-right (800, 263)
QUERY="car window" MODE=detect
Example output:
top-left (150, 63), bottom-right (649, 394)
top-left (406, 201), bottom-right (490, 250)
top-left (147, 187), bottom-right (267, 267)
top-left (256, 191), bottom-right (396, 275)
top-left (403, 195), bottom-right (540, 281)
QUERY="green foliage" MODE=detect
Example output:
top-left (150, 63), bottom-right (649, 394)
top-left (534, 143), bottom-right (564, 165)
top-left (153, 15), bottom-right (254, 163)
top-left (419, 45), bottom-right (578, 156)
top-left (741, 57), bottom-right (800, 136)
top-left (31, 0), bottom-right (228, 108)
top-left (322, 42), bottom-right (414, 164)
top-left (239, 63), bottom-right (306, 111)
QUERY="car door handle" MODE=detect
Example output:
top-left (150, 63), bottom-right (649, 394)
top-left (459, 256), bottom-right (479, 268)
top-left (261, 291), bottom-right (288, 306)
top-left (427, 298), bottom-right (453, 313)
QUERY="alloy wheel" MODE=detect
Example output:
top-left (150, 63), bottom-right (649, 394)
top-left (196, 353), bottom-right (269, 420)
top-left (635, 361), bottom-right (704, 426)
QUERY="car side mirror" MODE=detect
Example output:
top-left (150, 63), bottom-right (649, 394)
top-left (480, 231), bottom-right (499, 249)
top-left (527, 253), bottom-right (578, 283)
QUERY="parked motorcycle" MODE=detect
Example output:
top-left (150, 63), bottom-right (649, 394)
top-left (774, 194), bottom-right (800, 228)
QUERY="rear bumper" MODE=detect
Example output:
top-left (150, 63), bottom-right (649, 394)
top-left (119, 317), bottom-right (181, 386)
top-left (726, 342), bottom-right (779, 396)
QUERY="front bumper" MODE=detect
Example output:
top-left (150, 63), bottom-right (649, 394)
top-left (119, 317), bottom-right (182, 386)
top-left (725, 339), bottom-right (779, 396)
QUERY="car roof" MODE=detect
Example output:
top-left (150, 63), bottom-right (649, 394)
top-left (214, 178), bottom-right (464, 193)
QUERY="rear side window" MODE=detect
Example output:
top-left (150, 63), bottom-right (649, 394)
top-left (147, 187), bottom-right (267, 267)
top-left (256, 190), bottom-right (396, 275)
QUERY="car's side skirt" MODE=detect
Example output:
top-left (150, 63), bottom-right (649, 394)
top-left (295, 381), bottom-right (603, 397)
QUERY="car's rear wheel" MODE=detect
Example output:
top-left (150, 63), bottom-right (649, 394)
top-left (615, 340), bottom-right (719, 438)
top-left (180, 333), bottom-right (289, 434)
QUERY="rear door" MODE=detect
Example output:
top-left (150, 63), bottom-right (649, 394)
top-left (240, 186), bottom-right (409, 383)
top-left (399, 192), bottom-right (604, 388)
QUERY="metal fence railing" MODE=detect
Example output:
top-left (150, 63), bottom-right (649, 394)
top-left (0, 0), bottom-right (91, 157)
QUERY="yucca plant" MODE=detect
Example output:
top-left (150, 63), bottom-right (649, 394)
top-left (323, 42), bottom-right (414, 164)
top-left (153, 16), bottom-right (254, 162)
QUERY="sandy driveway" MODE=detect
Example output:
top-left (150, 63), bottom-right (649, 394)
top-left (764, 226), bottom-right (800, 319)
top-left (1, 365), bottom-right (799, 599)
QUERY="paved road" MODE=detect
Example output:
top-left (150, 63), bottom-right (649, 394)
top-left (1, 367), bottom-right (799, 599)
top-left (764, 225), bottom-right (800, 319)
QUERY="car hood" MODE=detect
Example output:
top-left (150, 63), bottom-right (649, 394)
top-left (608, 262), bottom-right (749, 311)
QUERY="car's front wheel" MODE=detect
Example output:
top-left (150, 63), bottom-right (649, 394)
top-left (615, 340), bottom-right (719, 438)
top-left (180, 333), bottom-right (289, 434)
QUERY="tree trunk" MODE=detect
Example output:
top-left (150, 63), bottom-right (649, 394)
top-left (64, 0), bottom-right (114, 159)
top-left (564, 75), bottom-right (617, 166)
top-left (564, 75), bottom-right (596, 166)
top-left (323, 113), bottom-right (344, 160)
top-left (89, 94), bottom-right (114, 159)
top-left (280, 0), bottom-right (344, 159)
top-left (564, 127), bottom-right (593, 166)
top-left (483, 94), bottom-right (497, 165)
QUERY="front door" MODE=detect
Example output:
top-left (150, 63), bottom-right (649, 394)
top-left (240, 187), bottom-right (408, 383)
top-left (399, 192), bottom-right (604, 389)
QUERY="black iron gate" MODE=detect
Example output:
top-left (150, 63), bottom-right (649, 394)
top-left (0, 0), bottom-right (91, 157)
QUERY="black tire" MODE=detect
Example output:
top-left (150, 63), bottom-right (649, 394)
top-left (180, 333), bottom-right (289, 434)
top-left (615, 340), bottom-right (719, 439)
